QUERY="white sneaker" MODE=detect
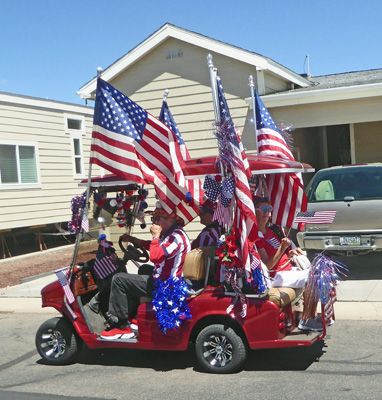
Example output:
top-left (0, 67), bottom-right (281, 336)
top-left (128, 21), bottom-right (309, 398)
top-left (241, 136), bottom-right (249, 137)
top-left (298, 318), bottom-right (324, 332)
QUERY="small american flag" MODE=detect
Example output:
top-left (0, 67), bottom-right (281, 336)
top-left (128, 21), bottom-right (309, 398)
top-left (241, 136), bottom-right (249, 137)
top-left (55, 268), bottom-right (75, 304)
top-left (213, 198), bottom-right (232, 227)
top-left (94, 249), bottom-right (118, 280)
top-left (81, 215), bottom-right (89, 233)
top-left (294, 210), bottom-right (337, 224)
top-left (266, 237), bottom-right (281, 249)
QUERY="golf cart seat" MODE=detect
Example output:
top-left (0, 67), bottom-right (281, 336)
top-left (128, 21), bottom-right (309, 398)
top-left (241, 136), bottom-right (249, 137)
top-left (140, 246), bottom-right (216, 303)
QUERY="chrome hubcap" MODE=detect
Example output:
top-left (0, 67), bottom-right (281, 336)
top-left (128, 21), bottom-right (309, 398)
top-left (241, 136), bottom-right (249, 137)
top-left (202, 334), bottom-right (233, 368)
top-left (40, 329), bottom-right (67, 359)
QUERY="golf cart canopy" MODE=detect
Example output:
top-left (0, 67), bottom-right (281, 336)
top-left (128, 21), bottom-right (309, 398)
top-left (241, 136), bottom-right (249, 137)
top-left (80, 155), bottom-right (314, 187)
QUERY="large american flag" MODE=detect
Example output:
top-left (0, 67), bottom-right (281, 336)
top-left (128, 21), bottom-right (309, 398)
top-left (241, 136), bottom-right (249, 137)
top-left (158, 99), bottom-right (203, 224)
top-left (215, 71), bottom-right (258, 276)
top-left (254, 90), bottom-right (307, 229)
top-left (90, 78), bottom-right (187, 216)
top-left (294, 210), bottom-right (337, 224)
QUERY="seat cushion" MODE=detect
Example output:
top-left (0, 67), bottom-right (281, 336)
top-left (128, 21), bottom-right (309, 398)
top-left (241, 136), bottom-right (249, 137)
top-left (183, 248), bottom-right (205, 281)
top-left (266, 287), bottom-right (303, 307)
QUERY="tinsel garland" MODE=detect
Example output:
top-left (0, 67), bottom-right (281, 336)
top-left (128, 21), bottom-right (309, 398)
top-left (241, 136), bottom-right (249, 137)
top-left (68, 191), bottom-right (87, 235)
top-left (213, 120), bottom-right (242, 171)
top-left (152, 277), bottom-right (192, 333)
top-left (304, 253), bottom-right (348, 311)
top-left (277, 123), bottom-right (294, 151)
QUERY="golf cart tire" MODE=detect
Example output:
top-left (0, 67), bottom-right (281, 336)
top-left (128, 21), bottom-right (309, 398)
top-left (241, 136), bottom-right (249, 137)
top-left (35, 317), bottom-right (81, 365)
top-left (195, 324), bottom-right (247, 374)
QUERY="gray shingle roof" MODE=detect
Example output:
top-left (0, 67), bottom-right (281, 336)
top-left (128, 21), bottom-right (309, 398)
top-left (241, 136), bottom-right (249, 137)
top-left (272, 69), bottom-right (382, 94)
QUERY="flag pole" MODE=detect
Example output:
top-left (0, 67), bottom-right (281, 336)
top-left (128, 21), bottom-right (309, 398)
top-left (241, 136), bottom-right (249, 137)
top-left (163, 88), bottom-right (169, 102)
top-left (248, 75), bottom-right (258, 154)
top-left (207, 54), bottom-right (220, 124)
top-left (68, 72), bottom-right (101, 283)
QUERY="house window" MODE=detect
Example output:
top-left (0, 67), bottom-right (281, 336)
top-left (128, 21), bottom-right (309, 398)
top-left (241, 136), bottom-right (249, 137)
top-left (67, 118), bottom-right (82, 130)
top-left (0, 144), bottom-right (38, 185)
top-left (65, 115), bottom-right (85, 178)
top-left (165, 49), bottom-right (183, 59)
top-left (72, 137), bottom-right (83, 176)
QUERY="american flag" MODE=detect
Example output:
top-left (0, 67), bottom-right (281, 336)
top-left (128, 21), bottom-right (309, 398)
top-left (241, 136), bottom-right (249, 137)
top-left (158, 98), bottom-right (203, 224)
top-left (294, 210), bottom-right (337, 224)
top-left (159, 100), bottom-right (190, 160)
top-left (215, 71), bottom-right (258, 276)
top-left (94, 253), bottom-right (118, 280)
top-left (55, 268), bottom-right (75, 304)
top-left (254, 90), bottom-right (307, 229)
top-left (81, 215), bottom-right (89, 233)
top-left (90, 78), bottom-right (187, 216)
top-left (267, 237), bottom-right (281, 249)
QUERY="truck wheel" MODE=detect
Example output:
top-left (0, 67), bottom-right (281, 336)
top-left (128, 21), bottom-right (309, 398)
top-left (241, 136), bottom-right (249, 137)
top-left (35, 317), bottom-right (81, 365)
top-left (195, 324), bottom-right (247, 373)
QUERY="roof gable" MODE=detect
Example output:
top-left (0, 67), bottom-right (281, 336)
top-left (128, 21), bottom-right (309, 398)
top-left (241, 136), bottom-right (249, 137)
top-left (78, 23), bottom-right (311, 99)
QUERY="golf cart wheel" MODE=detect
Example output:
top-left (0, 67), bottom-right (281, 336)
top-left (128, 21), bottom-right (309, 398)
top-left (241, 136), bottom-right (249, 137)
top-left (195, 324), bottom-right (247, 374)
top-left (35, 317), bottom-right (81, 365)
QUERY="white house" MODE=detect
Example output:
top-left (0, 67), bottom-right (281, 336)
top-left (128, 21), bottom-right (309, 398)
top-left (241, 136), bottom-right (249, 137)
top-left (0, 92), bottom-right (98, 255)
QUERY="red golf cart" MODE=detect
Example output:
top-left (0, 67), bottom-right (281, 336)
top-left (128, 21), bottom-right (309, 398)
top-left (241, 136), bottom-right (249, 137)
top-left (35, 155), bottom-right (334, 374)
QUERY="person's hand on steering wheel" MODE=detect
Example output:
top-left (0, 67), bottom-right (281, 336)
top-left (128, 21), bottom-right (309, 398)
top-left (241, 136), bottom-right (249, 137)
top-left (120, 234), bottom-right (141, 246)
top-left (118, 235), bottom-right (149, 263)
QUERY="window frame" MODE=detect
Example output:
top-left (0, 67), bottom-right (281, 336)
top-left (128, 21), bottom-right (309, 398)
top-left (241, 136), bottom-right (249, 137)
top-left (65, 114), bottom-right (86, 179)
top-left (0, 141), bottom-right (40, 189)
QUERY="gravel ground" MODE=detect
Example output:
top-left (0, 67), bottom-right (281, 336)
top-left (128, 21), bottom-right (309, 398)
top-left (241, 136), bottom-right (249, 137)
top-left (0, 243), bottom-right (97, 288)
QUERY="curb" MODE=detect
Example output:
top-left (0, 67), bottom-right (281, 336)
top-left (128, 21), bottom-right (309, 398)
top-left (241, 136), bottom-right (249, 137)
top-left (1, 297), bottom-right (382, 319)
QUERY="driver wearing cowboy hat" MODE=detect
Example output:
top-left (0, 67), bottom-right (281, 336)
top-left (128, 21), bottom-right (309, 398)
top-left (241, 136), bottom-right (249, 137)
top-left (100, 204), bottom-right (190, 341)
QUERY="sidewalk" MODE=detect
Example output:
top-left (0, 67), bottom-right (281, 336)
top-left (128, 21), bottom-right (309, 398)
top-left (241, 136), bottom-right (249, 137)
top-left (1, 271), bottom-right (382, 319)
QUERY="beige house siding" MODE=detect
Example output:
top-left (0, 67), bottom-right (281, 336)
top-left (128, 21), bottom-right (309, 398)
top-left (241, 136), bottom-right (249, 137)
top-left (354, 121), bottom-right (382, 163)
top-left (267, 96), bottom-right (382, 129)
top-left (105, 38), bottom-right (291, 160)
top-left (0, 95), bottom-right (97, 231)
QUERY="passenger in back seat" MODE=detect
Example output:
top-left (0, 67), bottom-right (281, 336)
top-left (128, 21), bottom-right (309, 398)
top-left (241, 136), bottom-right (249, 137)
top-left (191, 199), bottom-right (223, 249)
top-left (254, 197), bottom-right (323, 332)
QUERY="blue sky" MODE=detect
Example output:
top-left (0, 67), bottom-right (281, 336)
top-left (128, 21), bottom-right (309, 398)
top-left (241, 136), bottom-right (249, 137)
top-left (2, 0), bottom-right (381, 105)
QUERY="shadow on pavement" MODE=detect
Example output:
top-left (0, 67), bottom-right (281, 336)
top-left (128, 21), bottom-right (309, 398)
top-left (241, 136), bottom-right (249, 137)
top-left (45, 340), bottom-right (325, 373)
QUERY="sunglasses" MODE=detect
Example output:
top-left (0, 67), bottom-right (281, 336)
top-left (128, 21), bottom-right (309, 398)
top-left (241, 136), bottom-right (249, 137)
top-left (151, 216), bottom-right (170, 223)
top-left (255, 205), bottom-right (273, 213)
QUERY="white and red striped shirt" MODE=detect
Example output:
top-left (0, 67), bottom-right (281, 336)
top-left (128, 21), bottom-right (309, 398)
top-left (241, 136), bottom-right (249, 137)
top-left (150, 227), bottom-right (191, 281)
top-left (191, 221), bottom-right (223, 249)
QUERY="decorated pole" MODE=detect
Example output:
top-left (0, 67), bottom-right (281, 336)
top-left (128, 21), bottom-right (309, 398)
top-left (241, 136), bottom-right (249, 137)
top-left (248, 75), bottom-right (258, 154)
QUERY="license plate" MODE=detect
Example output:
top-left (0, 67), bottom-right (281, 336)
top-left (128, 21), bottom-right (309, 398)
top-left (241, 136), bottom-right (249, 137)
top-left (340, 236), bottom-right (361, 246)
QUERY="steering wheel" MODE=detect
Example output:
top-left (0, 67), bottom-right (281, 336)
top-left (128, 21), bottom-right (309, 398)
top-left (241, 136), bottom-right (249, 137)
top-left (118, 237), bottom-right (150, 263)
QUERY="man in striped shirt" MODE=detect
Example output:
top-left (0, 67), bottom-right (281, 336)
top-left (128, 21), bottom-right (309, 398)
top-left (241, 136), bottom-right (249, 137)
top-left (100, 206), bottom-right (190, 341)
top-left (191, 199), bottom-right (223, 249)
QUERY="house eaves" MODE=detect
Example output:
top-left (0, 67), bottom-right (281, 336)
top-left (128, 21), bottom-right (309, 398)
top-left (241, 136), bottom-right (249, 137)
top-left (78, 23), bottom-right (311, 100)
top-left (246, 82), bottom-right (382, 108)
top-left (0, 91), bottom-right (94, 115)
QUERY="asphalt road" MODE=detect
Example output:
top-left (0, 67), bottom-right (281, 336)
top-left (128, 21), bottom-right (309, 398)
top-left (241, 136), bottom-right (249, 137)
top-left (0, 312), bottom-right (382, 400)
